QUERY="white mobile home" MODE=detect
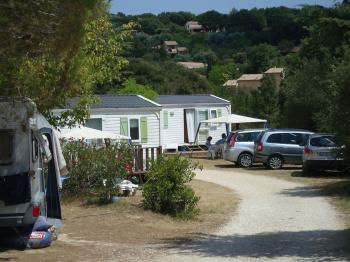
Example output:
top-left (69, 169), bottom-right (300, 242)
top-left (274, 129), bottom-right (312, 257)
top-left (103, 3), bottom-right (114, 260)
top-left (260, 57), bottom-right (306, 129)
top-left (54, 95), bottom-right (162, 147)
top-left (54, 94), bottom-right (231, 150)
top-left (155, 95), bottom-right (231, 149)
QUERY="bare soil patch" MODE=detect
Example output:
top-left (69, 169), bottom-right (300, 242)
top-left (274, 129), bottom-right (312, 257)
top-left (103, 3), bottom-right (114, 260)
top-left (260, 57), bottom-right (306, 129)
top-left (0, 179), bottom-right (238, 261)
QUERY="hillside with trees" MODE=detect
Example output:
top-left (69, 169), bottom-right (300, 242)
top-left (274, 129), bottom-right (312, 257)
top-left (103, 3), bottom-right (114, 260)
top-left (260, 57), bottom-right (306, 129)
top-left (108, 2), bottom-right (350, 153)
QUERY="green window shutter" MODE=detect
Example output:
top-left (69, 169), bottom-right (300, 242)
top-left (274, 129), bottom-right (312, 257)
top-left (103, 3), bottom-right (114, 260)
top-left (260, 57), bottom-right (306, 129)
top-left (140, 117), bottom-right (148, 143)
top-left (204, 110), bottom-right (209, 120)
top-left (204, 110), bottom-right (209, 127)
top-left (120, 117), bottom-right (128, 136)
top-left (217, 109), bottom-right (222, 127)
top-left (163, 110), bottom-right (168, 129)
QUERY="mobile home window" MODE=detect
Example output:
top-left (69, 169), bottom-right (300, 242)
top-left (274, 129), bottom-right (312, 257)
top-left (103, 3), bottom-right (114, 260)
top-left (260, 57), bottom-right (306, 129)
top-left (86, 118), bottom-right (102, 131)
top-left (210, 109), bottom-right (217, 119)
top-left (129, 119), bottom-right (140, 140)
top-left (0, 130), bottom-right (14, 165)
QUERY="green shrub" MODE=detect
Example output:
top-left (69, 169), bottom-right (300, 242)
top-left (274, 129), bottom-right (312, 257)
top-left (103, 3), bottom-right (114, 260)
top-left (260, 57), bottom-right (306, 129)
top-left (62, 141), bottom-right (131, 202)
top-left (142, 155), bottom-right (200, 219)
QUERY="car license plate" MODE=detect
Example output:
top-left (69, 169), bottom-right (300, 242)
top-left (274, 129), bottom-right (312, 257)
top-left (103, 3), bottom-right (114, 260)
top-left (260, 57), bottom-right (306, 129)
top-left (318, 152), bottom-right (332, 157)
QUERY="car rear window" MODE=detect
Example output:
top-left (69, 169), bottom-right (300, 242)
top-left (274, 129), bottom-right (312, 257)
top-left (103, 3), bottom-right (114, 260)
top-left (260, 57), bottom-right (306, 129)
top-left (310, 136), bottom-right (336, 147)
top-left (236, 132), bottom-right (260, 142)
top-left (281, 133), bottom-right (304, 145)
top-left (0, 130), bottom-right (14, 165)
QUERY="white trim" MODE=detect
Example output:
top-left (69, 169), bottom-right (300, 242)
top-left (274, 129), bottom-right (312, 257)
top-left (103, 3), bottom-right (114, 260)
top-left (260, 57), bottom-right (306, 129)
top-left (137, 95), bottom-right (162, 107)
top-left (210, 94), bottom-right (230, 103)
top-left (128, 117), bottom-right (141, 142)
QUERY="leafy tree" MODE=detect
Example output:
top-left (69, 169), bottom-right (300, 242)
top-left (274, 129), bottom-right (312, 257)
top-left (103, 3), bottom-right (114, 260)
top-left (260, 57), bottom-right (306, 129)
top-left (246, 44), bottom-right (281, 73)
top-left (197, 10), bottom-right (227, 31)
top-left (250, 76), bottom-right (280, 126)
top-left (113, 78), bottom-right (158, 100)
top-left (0, 1), bottom-right (132, 126)
top-left (208, 62), bottom-right (237, 86)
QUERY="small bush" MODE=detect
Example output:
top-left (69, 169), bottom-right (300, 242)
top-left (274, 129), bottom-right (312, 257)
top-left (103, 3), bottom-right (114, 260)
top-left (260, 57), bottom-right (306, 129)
top-left (142, 155), bottom-right (200, 219)
top-left (62, 141), bottom-right (131, 202)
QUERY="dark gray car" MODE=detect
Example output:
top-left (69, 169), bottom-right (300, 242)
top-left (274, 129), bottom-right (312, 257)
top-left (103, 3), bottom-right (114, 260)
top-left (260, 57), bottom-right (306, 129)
top-left (254, 129), bottom-right (313, 169)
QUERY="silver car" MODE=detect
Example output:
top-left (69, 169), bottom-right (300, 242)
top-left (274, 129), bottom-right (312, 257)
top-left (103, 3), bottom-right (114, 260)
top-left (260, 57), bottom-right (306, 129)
top-left (223, 129), bottom-right (265, 167)
top-left (254, 129), bottom-right (313, 169)
top-left (302, 134), bottom-right (345, 173)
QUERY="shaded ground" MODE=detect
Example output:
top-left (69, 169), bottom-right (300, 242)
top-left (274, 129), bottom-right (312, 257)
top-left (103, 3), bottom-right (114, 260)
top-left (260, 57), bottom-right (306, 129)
top-left (0, 180), bottom-right (238, 261)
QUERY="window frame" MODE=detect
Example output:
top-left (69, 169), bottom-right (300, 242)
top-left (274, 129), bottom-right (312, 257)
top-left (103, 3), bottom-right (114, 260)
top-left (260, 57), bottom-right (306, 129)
top-left (129, 118), bottom-right (141, 142)
top-left (0, 129), bottom-right (14, 165)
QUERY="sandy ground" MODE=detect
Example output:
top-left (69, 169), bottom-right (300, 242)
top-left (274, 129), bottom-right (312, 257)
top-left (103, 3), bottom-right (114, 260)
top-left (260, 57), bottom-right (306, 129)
top-left (154, 169), bottom-right (350, 262)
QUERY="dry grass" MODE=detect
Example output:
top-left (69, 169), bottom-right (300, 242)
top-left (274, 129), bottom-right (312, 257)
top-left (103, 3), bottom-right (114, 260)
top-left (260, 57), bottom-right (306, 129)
top-left (0, 179), bottom-right (239, 261)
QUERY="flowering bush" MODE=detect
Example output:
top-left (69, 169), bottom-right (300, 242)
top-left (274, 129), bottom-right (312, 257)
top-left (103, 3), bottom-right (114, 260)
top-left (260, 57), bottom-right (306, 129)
top-left (62, 140), bottom-right (132, 202)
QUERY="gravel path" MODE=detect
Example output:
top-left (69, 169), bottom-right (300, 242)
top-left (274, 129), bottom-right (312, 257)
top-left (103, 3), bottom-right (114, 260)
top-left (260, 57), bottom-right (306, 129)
top-left (154, 169), bottom-right (350, 262)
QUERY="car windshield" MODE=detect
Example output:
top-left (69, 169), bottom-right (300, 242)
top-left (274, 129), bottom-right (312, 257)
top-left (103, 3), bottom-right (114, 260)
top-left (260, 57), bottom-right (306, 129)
top-left (310, 136), bottom-right (336, 147)
top-left (0, 130), bottom-right (14, 165)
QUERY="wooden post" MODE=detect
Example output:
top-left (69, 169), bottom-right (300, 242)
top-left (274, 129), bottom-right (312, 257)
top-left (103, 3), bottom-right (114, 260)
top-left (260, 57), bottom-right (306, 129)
top-left (151, 148), bottom-right (155, 162)
top-left (146, 148), bottom-right (150, 170)
top-left (138, 146), bottom-right (144, 171)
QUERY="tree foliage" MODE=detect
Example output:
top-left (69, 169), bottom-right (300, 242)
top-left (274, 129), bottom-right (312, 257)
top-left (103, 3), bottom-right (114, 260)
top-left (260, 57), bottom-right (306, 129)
top-left (114, 78), bottom-right (158, 100)
top-left (0, 0), bottom-right (131, 126)
top-left (142, 155), bottom-right (200, 219)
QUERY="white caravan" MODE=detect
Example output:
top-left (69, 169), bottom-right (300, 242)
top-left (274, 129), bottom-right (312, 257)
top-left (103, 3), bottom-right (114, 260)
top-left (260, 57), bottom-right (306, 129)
top-left (0, 97), bottom-right (66, 231)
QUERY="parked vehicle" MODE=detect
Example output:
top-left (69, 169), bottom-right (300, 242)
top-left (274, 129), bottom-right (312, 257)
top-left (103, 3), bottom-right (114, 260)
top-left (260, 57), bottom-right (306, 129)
top-left (302, 134), bottom-right (345, 173)
top-left (0, 97), bottom-right (66, 232)
top-left (254, 129), bottom-right (313, 169)
top-left (223, 129), bottom-right (266, 167)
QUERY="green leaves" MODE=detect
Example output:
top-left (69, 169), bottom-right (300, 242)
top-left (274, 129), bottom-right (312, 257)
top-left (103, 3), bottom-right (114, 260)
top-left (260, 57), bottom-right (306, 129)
top-left (142, 155), bottom-right (200, 219)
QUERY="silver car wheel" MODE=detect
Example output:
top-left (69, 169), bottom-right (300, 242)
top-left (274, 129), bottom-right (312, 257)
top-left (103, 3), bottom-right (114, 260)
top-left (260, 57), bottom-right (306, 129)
top-left (268, 156), bottom-right (282, 169)
top-left (238, 153), bottom-right (253, 168)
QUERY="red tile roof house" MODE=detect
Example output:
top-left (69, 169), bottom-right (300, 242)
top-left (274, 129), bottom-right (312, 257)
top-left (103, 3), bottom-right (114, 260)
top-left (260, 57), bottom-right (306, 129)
top-left (237, 74), bottom-right (264, 91)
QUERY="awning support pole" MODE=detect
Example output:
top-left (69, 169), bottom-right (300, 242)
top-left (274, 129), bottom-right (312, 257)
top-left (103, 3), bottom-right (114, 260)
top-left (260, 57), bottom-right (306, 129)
top-left (194, 122), bottom-right (202, 145)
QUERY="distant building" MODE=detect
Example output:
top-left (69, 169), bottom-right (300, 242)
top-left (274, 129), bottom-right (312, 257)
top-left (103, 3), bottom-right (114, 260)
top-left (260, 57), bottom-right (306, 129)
top-left (177, 46), bottom-right (188, 55)
top-left (177, 62), bottom-right (207, 70)
top-left (163, 41), bottom-right (179, 55)
top-left (264, 67), bottom-right (285, 87)
top-left (223, 80), bottom-right (238, 88)
top-left (185, 21), bottom-right (203, 33)
top-left (237, 74), bottom-right (264, 91)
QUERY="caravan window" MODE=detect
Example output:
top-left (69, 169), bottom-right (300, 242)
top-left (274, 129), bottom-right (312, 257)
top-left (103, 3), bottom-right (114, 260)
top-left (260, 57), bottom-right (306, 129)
top-left (0, 130), bottom-right (14, 165)
top-left (129, 119), bottom-right (140, 140)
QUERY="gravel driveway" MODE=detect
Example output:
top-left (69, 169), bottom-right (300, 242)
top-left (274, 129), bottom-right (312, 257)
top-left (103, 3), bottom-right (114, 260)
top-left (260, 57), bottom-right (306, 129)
top-left (154, 169), bottom-right (350, 262)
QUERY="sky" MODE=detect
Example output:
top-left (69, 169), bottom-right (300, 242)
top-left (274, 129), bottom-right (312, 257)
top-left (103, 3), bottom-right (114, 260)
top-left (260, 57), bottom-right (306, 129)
top-left (110, 0), bottom-right (336, 15)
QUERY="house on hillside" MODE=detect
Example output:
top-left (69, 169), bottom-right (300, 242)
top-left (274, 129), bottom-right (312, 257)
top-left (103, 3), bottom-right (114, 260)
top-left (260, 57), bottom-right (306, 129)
top-left (264, 67), bottom-right (285, 87)
top-left (223, 80), bottom-right (238, 88)
top-left (155, 95), bottom-right (231, 150)
top-left (177, 61), bottom-right (207, 70)
top-left (176, 46), bottom-right (188, 55)
top-left (185, 21), bottom-right (203, 33)
top-left (53, 95), bottom-right (162, 147)
top-left (163, 41), bottom-right (179, 55)
top-left (237, 74), bottom-right (264, 91)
